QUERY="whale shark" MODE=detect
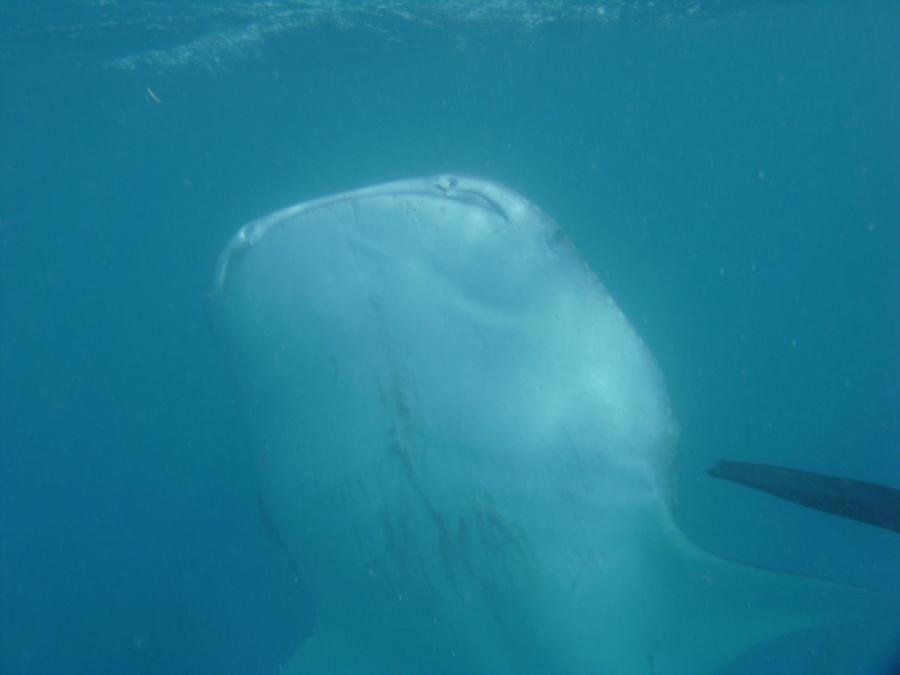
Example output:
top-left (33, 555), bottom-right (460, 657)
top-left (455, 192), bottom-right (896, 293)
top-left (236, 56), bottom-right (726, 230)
top-left (210, 176), bottom-right (898, 674)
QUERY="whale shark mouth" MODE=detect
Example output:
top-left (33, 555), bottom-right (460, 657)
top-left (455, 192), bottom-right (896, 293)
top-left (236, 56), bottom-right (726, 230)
top-left (211, 175), bottom-right (899, 674)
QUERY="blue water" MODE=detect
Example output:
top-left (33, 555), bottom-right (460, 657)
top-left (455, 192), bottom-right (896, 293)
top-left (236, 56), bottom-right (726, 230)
top-left (1, 2), bottom-right (898, 673)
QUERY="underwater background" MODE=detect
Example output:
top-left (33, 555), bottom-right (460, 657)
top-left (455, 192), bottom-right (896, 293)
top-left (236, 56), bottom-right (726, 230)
top-left (1, 1), bottom-right (898, 673)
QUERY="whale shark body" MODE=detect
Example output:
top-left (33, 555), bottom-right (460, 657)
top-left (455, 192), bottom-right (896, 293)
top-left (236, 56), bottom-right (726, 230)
top-left (211, 176), bottom-right (897, 674)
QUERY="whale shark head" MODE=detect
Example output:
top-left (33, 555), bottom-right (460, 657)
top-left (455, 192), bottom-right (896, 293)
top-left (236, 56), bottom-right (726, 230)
top-left (211, 176), bottom-right (898, 674)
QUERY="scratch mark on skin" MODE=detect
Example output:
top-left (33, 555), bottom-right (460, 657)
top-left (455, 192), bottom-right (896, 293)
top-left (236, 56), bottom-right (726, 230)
top-left (458, 515), bottom-right (473, 576)
top-left (370, 293), bottom-right (538, 608)
top-left (569, 558), bottom-right (585, 597)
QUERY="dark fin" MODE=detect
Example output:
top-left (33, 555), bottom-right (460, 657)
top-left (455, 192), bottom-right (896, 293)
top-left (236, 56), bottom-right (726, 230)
top-left (708, 460), bottom-right (900, 535)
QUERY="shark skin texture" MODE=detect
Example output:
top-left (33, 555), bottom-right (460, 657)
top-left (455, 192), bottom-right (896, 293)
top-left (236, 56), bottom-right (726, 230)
top-left (210, 175), bottom-right (899, 675)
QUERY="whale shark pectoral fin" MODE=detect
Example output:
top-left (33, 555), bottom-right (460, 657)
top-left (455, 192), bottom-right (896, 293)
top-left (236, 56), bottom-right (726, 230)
top-left (633, 521), bottom-right (899, 675)
top-left (708, 460), bottom-right (900, 534)
top-left (280, 524), bottom-right (897, 675)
